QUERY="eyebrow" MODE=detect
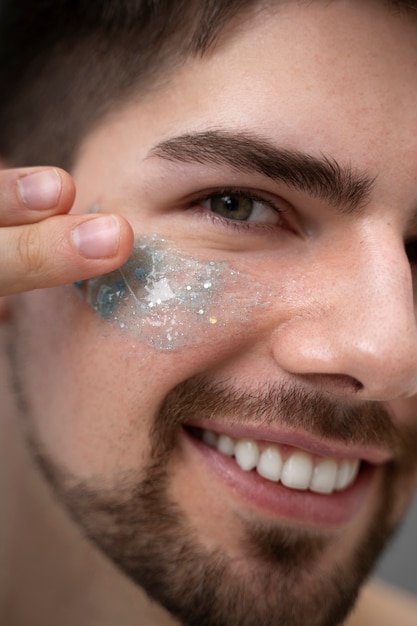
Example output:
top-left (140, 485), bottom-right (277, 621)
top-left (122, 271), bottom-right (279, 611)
top-left (149, 130), bottom-right (376, 214)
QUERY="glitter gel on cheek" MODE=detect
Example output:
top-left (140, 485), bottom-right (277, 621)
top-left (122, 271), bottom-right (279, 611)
top-left (76, 236), bottom-right (266, 351)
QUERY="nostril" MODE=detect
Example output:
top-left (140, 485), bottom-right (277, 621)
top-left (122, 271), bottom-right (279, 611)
top-left (297, 374), bottom-right (363, 394)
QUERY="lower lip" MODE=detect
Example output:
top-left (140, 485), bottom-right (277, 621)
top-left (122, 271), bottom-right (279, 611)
top-left (182, 428), bottom-right (378, 528)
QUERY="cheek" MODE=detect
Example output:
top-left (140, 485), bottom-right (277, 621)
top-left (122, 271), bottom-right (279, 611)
top-left (79, 236), bottom-right (270, 351)
top-left (16, 239), bottom-right (275, 483)
top-left (13, 288), bottom-right (168, 482)
top-left (388, 398), bottom-right (417, 424)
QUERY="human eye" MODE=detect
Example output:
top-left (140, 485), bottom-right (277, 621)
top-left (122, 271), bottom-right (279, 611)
top-left (193, 188), bottom-right (287, 229)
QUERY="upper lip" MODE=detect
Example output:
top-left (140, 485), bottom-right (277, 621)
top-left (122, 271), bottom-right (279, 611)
top-left (185, 419), bottom-right (393, 465)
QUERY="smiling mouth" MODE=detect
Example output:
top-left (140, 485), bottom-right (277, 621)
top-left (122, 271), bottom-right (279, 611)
top-left (186, 426), bottom-right (361, 495)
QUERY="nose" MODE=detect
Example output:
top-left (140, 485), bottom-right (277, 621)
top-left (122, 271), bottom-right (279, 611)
top-left (272, 231), bottom-right (417, 401)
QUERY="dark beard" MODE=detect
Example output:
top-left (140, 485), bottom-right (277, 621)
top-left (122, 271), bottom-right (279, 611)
top-left (17, 374), bottom-right (417, 626)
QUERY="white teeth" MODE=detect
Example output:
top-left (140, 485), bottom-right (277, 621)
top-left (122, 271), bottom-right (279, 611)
top-left (281, 451), bottom-right (314, 490)
top-left (335, 459), bottom-right (360, 491)
top-left (199, 429), bottom-right (361, 494)
top-left (234, 439), bottom-right (260, 471)
top-left (257, 446), bottom-right (283, 482)
top-left (310, 458), bottom-right (338, 494)
top-left (217, 434), bottom-right (235, 456)
top-left (335, 460), bottom-right (351, 490)
top-left (348, 459), bottom-right (360, 484)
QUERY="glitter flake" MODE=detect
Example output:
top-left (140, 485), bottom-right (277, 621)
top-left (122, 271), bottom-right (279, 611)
top-left (82, 236), bottom-right (262, 350)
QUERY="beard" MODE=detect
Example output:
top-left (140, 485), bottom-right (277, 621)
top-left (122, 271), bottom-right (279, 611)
top-left (9, 342), bottom-right (417, 626)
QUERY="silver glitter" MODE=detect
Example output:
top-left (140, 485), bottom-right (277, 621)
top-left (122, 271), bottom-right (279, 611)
top-left (84, 236), bottom-right (265, 351)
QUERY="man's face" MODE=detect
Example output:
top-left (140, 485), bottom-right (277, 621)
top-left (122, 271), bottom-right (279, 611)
top-left (9, 2), bottom-right (417, 625)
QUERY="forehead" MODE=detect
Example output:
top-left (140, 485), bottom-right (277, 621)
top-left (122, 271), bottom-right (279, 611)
top-left (105, 2), bottom-right (417, 146)
top-left (179, 1), bottom-right (417, 146)
top-left (77, 1), bottom-right (417, 211)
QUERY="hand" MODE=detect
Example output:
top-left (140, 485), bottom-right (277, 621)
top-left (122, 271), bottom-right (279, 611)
top-left (0, 167), bottom-right (134, 296)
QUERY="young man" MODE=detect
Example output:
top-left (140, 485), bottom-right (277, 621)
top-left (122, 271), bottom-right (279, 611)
top-left (1, 0), bottom-right (417, 624)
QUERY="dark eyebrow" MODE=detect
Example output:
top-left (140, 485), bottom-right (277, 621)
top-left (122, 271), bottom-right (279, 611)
top-left (149, 130), bottom-right (376, 214)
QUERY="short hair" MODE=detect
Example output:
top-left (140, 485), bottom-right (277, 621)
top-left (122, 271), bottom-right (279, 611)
top-left (0, 0), bottom-right (416, 169)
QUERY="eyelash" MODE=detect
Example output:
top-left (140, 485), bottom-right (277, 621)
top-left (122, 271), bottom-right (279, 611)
top-left (188, 187), bottom-right (288, 233)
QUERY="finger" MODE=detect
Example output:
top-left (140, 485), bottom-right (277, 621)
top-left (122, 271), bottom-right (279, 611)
top-left (0, 167), bottom-right (75, 226)
top-left (0, 213), bottom-right (134, 296)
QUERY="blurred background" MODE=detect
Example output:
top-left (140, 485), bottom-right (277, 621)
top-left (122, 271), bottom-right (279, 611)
top-left (376, 495), bottom-right (417, 595)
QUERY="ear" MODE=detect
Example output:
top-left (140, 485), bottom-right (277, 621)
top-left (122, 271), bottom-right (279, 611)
top-left (0, 297), bottom-right (11, 322)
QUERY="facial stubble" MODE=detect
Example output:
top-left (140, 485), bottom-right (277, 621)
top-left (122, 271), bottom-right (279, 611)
top-left (11, 360), bottom-right (417, 626)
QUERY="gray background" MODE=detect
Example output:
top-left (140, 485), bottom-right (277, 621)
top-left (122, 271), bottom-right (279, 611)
top-left (375, 494), bottom-right (417, 595)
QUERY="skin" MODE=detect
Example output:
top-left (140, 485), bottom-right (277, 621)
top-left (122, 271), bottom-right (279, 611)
top-left (2, 0), bottom-right (417, 624)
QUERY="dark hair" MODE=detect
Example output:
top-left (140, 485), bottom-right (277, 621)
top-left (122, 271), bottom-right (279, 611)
top-left (0, 0), bottom-right (263, 168)
top-left (0, 0), bottom-right (416, 169)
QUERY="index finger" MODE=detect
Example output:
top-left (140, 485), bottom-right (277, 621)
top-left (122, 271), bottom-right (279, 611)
top-left (0, 167), bottom-right (76, 226)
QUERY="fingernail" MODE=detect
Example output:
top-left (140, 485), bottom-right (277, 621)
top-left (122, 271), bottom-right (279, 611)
top-left (72, 215), bottom-right (121, 259)
top-left (18, 169), bottom-right (62, 210)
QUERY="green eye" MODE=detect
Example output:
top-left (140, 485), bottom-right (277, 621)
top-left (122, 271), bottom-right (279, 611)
top-left (209, 194), bottom-right (254, 221)
top-left (199, 191), bottom-right (282, 225)
top-left (198, 190), bottom-right (284, 226)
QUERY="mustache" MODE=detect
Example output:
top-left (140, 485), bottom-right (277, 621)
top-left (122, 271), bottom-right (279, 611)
top-left (154, 375), bottom-right (412, 456)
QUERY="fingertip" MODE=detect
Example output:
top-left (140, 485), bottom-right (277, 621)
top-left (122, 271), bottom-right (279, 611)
top-left (71, 215), bottom-right (123, 260)
top-left (70, 213), bottom-right (133, 264)
top-left (53, 167), bottom-right (76, 212)
top-left (16, 166), bottom-right (75, 214)
top-left (17, 168), bottom-right (62, 211)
